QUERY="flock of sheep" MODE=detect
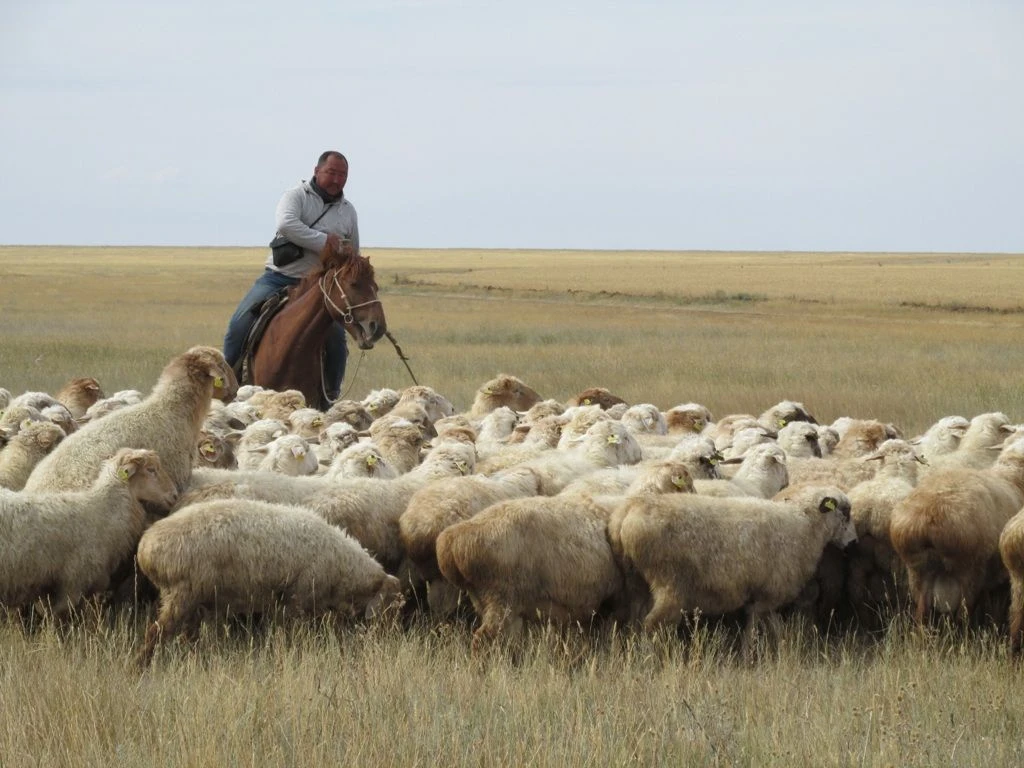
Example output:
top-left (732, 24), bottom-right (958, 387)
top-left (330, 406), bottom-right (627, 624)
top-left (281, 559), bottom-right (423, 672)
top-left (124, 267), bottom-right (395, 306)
top-left (4, 345), bottom-right (1024, 665)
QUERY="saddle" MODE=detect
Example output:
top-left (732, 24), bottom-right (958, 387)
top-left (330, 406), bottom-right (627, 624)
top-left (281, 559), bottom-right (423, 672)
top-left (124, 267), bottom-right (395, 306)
top-left (233, 289), bottom-right (290, 386)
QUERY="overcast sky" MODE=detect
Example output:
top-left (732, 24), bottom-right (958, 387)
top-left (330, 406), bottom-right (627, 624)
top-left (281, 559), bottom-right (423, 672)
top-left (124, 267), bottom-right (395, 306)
top-left (1, 1), bottom-right (1021, 252)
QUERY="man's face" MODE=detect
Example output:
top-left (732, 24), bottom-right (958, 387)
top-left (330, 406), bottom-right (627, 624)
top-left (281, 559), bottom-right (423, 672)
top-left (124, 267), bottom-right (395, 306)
top-left (314, 156), bottom-right (349, 197)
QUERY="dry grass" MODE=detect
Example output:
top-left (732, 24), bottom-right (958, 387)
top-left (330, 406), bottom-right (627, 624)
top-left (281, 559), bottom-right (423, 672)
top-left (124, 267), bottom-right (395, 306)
top-left (2, 245), bottom-right (1024, 765)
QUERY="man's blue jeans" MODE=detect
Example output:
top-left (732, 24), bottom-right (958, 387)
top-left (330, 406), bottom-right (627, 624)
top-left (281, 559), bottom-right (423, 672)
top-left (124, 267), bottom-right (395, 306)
top-left (223, 268), bottom-right (347, 400)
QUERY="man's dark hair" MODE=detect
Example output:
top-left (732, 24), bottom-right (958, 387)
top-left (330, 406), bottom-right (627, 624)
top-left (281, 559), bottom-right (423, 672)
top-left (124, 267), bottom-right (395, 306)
top-left (317, 150), bottom-right (347, 167)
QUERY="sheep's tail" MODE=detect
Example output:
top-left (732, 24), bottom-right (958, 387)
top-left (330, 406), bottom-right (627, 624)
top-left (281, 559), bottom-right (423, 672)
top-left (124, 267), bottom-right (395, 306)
top-left (435, 528), bottom-right (472, 593)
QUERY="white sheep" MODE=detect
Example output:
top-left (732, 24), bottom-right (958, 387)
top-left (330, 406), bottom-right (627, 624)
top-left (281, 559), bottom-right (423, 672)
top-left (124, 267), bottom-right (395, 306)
top-left (392, 385), bottom-right (456, 426)
top-left (890, 437), bottom-right (1024, 625)
top-left (314, 421), bottom-right (361, 469)
top-left (367, 416), bottom-right (427, 474)
top-left (254, 434), bottom-right (319, 476)
top-left (324, 442), bottom-right (398, 480)
top-left (287, 407), bottom-right (327, 440)
top-left (693, 443), bottom-right (789, 498)
top-left (435, 459), bottom-right (694, 648)
top-left (910, 415), bottom-right (970, 464)
top-left (620, 403), bottom-right (667, 436)
top-left (24, 346), bottom-right (237, 495)
top-left (757, 400), bottom-right (817, 432)
top-left (361, 388), bottom-right (400, 420)
top-left (844, 439), bottom-right (925, 629)
top-left (194, 429), bottom-right (239, 470)
top-left (927, 412), bottom-right (1015, 471)
top-left (777, 421), bottom-right (822, 459)
top-left (323, 399), bottom-right (374, 431)
top-left (663, 403), bottom-right (714, 436)
top-left (0, 448), bottom-right (178, 618)
top-left (235, 418), bottom-right (290, 470)
top-left (136, 498), bottom-right (403, 666)
top-left (0, 420), bottom-right (66, 490)
top-left (611, 483), bottom-right (856, 650)
top-left (234, 384), bottom-right (267, 402)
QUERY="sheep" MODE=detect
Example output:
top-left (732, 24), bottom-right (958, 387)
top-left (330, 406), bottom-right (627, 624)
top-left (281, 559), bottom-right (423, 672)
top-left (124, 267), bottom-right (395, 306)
top-left (313, 421), bottom-right (361, 468)
top-left (54, 376), bottom-right (104, 420)
top-left (474, 414), bottom-right (567, 474)
top-left (253, 434), bottom-right (319, 476)
top-left (0, 420), bottom-right (66, 490)
top-left (361, 388), bottom-right (400, 420)
top-left (0, 403), bottom-right (45, 436)
top-left (81, 395), bottom-right (134, 423)
top-left (612, 483), bottom-right (855, 650)
top-left (777, 421), bottom-right (822, 459)
top-left (324, 399), bottom-right (374, 431)
top-left (475, 406), bottom-right (521, 449)
top-left (399, 465), bottom-right (545, 611)
top-left (520, 399), bottom-right (566, 423)
top-left (24, 346), bottom-right (237, 495)
top-left (785, 452), bottom-right (882, 492)
top-left (692, 443), bottom-right (789, 499)
top-left (556, 405), bottom-right (611, 450)
top-left (998, 509), bottom-right (1024, 656)
top-left (704, 414), bottom-right (760, 453)
top-left (435, 459), bottom-right (694, 648)
top-left (234, 384), bottom-right (267, 402)
top-left (889, 437), bottom-right (1024, 625)
top-left (367, 416), bottom-right (427, 474)
top-left (509, 420), bottom-right (643, 497)
top-left (392, 385), bottom-right (456, 426)
top-left (179, 442), bottom-right (476, 577)
top-left (324, 442), bottom-right (398, 480)
top-left (560, 457), bottom-right (696, 497)
top-left (0, 448), bottom-right (178, 618)
top-left (911, 415), bottom-right (970, 464)
top-left (287, 407), bottom-right (327, 440)
top-left (6, 391), bottom-right (60, 412)
top-left (469, 374), bottom-right (542, 418)
top-left (567, 387), bottom-right (627, 410)
top-left (664, 403), bottom-right (714, 436)
top-left (235, 418), bottom-right (290, 470)
top-left (757, 400), bottom-right (817, 432)
top-left (0, 388), bottom-right (10, 411)
top-left (721, 425), bottom-right (776, 461)
top-left (194, 429), bottom-right (238, 470)
top-left (927, 412), bottom-right (1015, 471)
top-left (844, 439), bottom-right (926, 629)
top-left (620, 403), bottom-right (668, 436)
top-left (136, 498), bottom-right (403, 666)
top-left (248, 388), bottom-right (306, 421)
top-left (40, 404), bottom-right (77, 436)
top-left (831, 419), bottom-right (903, 459)
top-left (305, 441), bottom-right (477, 575)
top-left (667, 436), bottom-right (725, 481)
top-left (817, 425), bottom-right (841, 456)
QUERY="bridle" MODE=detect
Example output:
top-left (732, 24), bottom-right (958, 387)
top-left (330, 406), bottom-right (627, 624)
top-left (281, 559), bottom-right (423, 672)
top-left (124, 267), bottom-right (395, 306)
top-left (317, 267), bottom-right (380, 324)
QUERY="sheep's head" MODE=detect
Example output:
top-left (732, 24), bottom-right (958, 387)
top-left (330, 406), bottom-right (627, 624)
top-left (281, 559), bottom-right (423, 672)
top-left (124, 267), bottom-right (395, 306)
top-left (17, 420), bottom-right (66, 454)
top-left (325, 399), bottom-right (374, 430)
top-left (177, 346), bottom-right (239, 404)
top-left (569, 387), bottom-right (627, 410)
top-left (473, 374), bottom-right (542, 414)
top-left (112, 448), bottom-right (178, 512)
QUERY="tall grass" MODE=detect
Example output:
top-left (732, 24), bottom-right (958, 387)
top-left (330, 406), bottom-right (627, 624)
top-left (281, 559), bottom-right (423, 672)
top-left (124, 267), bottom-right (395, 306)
top-left (2, 245), bottom-right (1024, 765)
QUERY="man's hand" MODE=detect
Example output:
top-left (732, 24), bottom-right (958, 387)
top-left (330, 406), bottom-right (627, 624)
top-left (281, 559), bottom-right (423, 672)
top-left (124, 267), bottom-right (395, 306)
top-left (325, 233), bottom-right (341, 255)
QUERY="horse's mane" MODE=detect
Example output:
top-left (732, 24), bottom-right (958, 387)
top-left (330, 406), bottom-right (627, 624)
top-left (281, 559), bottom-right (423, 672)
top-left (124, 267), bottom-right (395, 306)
top-left (289, 248), bottom-right (378, 299)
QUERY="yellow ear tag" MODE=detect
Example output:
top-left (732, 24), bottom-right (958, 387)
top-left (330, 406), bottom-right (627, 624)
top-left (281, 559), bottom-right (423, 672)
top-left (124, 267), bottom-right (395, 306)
top-left (200, 442), bottom-right (215, 455)
top-left (482, 388), bottom-right (494, 396)
top-left (777, 418), bottom-right (787, 428)
top-left (825, 499), bottom-right (836, 511)
top-left (671, 475), bottom-right (687, 489)
top-left (312, 416), bottom-right (323, 426)
top-left (117, 467), bottom-right (131, 482)
top-left (583, 399), bottom-right (592, 405)
top-left (214, 375), bottom-right (225, 389)
top-left (709, 457), bottom-right (719, 465)
top-left (457, 460), bottom-right (469, 474)
top-left (366, 454), bottom-right (378, 466)
top-left (607, 434), bottom-right (620, 445)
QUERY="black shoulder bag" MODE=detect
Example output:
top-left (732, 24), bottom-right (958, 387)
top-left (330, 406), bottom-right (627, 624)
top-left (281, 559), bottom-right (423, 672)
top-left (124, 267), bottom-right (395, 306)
top-left (269, 204), bottom-right (335, 267)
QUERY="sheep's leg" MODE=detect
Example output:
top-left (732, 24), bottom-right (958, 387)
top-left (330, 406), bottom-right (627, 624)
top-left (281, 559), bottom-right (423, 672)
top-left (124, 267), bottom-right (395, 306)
top-left (138, 594), bottom-right (191, 668)
top-left (912, 571), bottom-right (934, 627)
top-left (742, 604), bottom-right (767, 661)
top-left (471, 601), bottom-right (515, 653)
top-left (426, 579), bottom-right (463, 618)
top-left (643, 586), bottom-right (683, 632)
top-left (1010, 579), bottom-right (1024, 659)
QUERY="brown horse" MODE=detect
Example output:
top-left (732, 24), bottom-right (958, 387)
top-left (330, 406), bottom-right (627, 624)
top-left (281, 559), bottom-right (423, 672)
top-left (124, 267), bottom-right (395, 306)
top-left (250, 244), bottom-right (386, 409)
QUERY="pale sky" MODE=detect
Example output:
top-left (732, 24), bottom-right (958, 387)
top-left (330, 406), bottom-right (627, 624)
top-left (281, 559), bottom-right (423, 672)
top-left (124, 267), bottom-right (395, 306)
top-left (1, 0), bottom-right (1021, 252)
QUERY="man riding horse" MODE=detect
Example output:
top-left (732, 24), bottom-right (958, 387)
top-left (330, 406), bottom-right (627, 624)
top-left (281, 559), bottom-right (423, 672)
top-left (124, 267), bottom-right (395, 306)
top-left (223, 151), bottom-right (361, 402)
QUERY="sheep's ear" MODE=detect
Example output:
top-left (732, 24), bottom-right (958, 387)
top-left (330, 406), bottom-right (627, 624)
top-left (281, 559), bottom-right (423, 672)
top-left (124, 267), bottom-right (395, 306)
top-left (20, 418), bottom-right (34, 430)
top-left (720, 456), bottom-right (744, 466)
top-left (818, 496), bottom-right (839, 514)
top-left (224, 430), bottom-right (244, 446)
top-left (250, 445), bottom-right (271, 455)
top-left (862, 452), bottom-right (884, 462)
top-left (226, 417), bottom-right (246, 431)
top-left (117, 460), bottom-right (139, 482)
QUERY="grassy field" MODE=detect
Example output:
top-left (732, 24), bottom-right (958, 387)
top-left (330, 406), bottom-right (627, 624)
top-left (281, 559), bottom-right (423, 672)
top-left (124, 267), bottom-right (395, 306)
top-left (2, 245), bottom-right (1024, 766)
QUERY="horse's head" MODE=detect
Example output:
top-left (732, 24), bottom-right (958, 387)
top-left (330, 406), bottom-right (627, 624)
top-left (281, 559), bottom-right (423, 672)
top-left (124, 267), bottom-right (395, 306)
top-left (319, 245), bottom-right (387, 350)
